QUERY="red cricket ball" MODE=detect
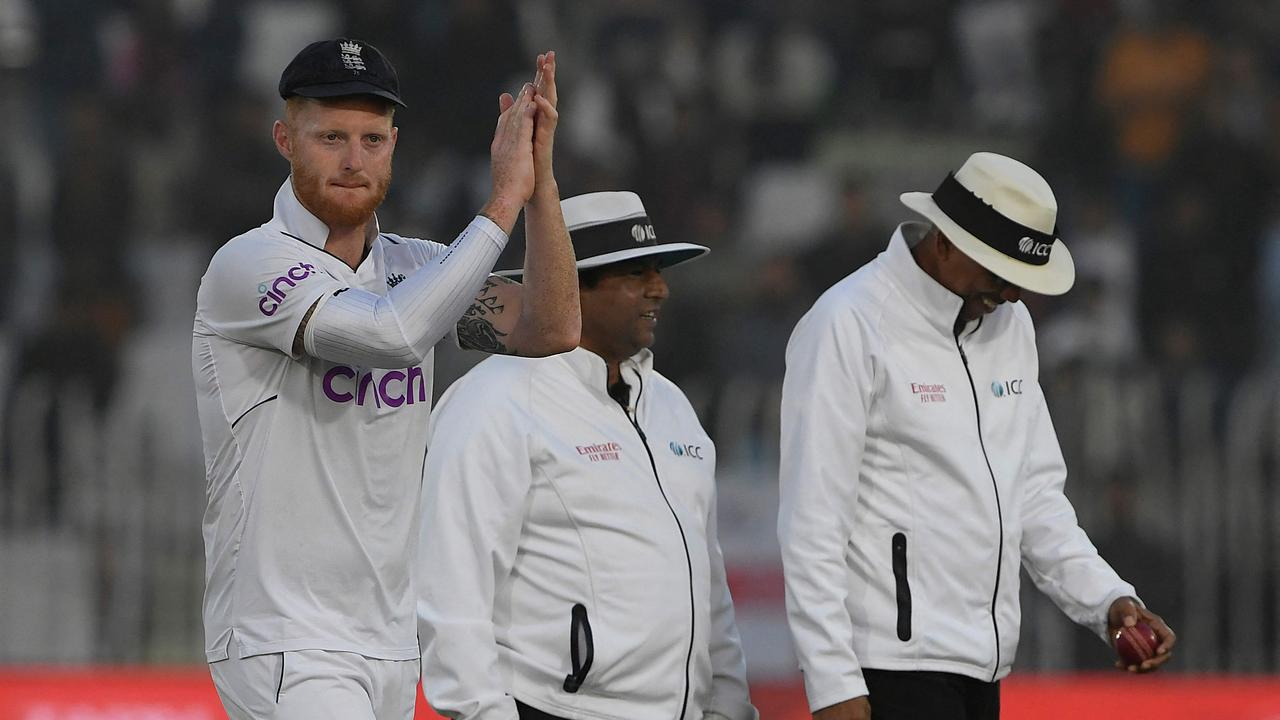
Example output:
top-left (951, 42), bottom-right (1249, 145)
top-left (1114, 621), bottom-right (1160, 666)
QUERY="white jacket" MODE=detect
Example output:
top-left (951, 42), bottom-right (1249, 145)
top-left (778, 223), bottom-right (1137, 712)
top-left (418, 347), bottom-right (757, 720)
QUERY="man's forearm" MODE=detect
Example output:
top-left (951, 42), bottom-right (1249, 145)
top-left (478, 193), bottom-right (524, 236)
top-left (304, 216), bottom-right (507, 368)
top-left (511, 183), bottom-right (580, 353)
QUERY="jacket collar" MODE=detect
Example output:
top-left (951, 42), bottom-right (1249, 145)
top-left (270, 178), bottom-right (381, 249)
top-left (882, 222), bottom-right (966, 336)
top-left (559, 346), bottom-right (655, 398)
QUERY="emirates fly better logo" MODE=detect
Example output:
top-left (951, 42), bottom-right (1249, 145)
top-left (910, 382), bottom-right (947, 404)
top-left (577, 441), bottom-right (621, 463)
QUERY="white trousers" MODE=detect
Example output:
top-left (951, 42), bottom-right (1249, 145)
top-left (209, 636), bottom-right (418, 720)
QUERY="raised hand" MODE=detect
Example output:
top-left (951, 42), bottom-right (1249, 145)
top-left (530, 51), bottom-right (559, 200)
top-left (481, 82), bottom-right (537, 233)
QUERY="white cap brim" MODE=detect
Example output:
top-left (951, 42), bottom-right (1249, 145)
top-left (901, 191), bottom-right (1075, 296)
top-left (496, 242), bottom-right (710, 280)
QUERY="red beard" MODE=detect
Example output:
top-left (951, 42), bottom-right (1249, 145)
top-left (291, 162), bottom-right (392, 229)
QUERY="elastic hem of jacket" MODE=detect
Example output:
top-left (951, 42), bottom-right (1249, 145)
top-left (860, 658), bottom-right (1010, 683)
top-left (222, 637), bottom-right (420, 661)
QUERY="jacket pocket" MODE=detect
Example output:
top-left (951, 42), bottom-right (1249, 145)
top-left (891, 533), bottom-right (912, 641)
top-left (562, 603), bottom-right (594, 693)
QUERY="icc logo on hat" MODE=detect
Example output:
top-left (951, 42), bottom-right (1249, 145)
top-left (630, 223), bottom-right (656, 244)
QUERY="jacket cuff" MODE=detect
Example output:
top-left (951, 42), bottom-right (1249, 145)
top-left (703, 706), bottom-right (760, 720)
top-left (1094, 587), bottom-right (1142, 641)
top-left (806, 679), bottom-right (870, 715)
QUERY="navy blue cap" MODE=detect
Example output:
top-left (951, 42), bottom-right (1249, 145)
top-left (279, 38), bottom-right (406, 108)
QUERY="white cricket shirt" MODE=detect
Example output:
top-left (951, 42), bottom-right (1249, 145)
top-left (193, 180), bottom-right (498, 661)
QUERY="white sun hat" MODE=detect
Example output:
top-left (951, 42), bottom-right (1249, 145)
top-left (497, 191), bottom-right (709, 280)
top-left (900, 152), bottom-right (1075, 295)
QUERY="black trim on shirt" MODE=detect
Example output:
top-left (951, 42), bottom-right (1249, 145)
top-left (231, 395), bottom-right (279, 428)
top-left (280, 230), bottom-right (369, 272)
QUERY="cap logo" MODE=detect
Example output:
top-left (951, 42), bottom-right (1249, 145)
top-left (1018, 236), bottom-right (1051, 258)
top-left (631, 223), bottom-right (656, 243)
top-left (339, 41), bottom-right (365, 72)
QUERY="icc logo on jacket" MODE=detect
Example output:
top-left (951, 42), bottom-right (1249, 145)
top-left (991, 379), bottom-right (1023, 397)
top-left (669, 441), bottom-right (704, 459)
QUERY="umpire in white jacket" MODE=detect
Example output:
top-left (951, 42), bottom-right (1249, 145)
top-left (418, 191), bottom-right (758, 720)
top-left (778, 153), bottom-right (1175, 720)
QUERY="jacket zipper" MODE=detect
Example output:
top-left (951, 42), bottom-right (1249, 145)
top-left (956, 336), bottom-right (1005, 682)
top-left (613, 371), bottom-right (694, 720)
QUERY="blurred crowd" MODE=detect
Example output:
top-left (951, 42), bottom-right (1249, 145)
top-left (1, 0), bottom-right (1279, 666)
top-left (1, 0), bottom-right (1278, 407)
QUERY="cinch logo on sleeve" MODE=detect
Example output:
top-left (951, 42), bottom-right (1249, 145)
top-left (322, 365), bottom-right (429, 407)
top-left (258, 262), bottom-right (317, 316)
top-left (669, 441), bottom-right (704, 460)
top-left (577, 441), bottom-right (622, 462)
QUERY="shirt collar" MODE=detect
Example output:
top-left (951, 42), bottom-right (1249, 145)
top-left (882, 222), bottom-right (966, 336)
top-left (270, 177), bottom-right (382, 249)
top-left (558, 346), bottom-right (655, 398)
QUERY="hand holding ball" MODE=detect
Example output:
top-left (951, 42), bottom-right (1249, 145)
top-left (1106, 597), bottom-right (1175, 673)
top-left (1114, 621), bottom-right (1160, 667)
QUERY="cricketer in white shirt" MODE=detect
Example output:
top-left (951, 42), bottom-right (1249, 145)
top-left (193, 42), bottom-right (578, 720)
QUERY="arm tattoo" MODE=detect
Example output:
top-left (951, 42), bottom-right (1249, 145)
top-left (292, 300), bottom-right (321, 357)
top-left (457, 276), bottom-right (517, 354)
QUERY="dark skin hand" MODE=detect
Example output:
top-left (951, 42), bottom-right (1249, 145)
top-left (1107, 596), bottom-right (1176, 673)
top-left (813, 696), bottom-right (870, 720)
top-left (810, 598), bottom-right (1172, 719)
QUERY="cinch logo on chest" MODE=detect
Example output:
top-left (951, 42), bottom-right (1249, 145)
top-left (322, 365), bottom-right (428, 407)
top-left (577, 441), bottom-right (622, 462)
top-left (910, 382), bottom-right (947, 404)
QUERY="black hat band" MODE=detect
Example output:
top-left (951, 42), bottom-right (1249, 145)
top-left (931, 173), bottom-right (1056, 267)
top-left (570, 216), bottom-right (657, 259)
